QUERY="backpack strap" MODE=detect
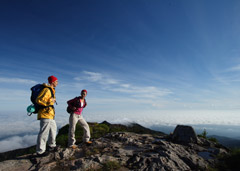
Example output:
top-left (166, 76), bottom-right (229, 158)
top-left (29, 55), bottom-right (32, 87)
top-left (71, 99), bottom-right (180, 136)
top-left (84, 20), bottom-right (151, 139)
top-left (46, 87), bottom-right (56, 108)
top-left (76, 96), bottom-right (81, 108)
top-left (47, 87), bottom-right (54, 98)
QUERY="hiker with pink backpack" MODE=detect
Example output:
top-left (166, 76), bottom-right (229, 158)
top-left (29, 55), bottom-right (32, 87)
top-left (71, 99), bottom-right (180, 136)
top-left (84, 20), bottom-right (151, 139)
top-left (67, 89), bottom-right (92, 149)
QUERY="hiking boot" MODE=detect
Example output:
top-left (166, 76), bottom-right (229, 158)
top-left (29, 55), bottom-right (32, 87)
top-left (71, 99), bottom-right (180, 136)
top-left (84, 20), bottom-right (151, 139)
top-left (47, 145), bottom-right (60, 152)
top-left (85, 141), bottom-right (92, 145)
top-left (36, 151), bottom-right (49, 157)
top-left (69, 145), bottom-right (78, 149)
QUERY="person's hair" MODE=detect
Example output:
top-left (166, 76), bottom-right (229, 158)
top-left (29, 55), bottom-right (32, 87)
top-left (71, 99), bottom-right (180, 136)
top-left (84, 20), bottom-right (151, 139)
top-left (81, 89), bottom-right (87, 94)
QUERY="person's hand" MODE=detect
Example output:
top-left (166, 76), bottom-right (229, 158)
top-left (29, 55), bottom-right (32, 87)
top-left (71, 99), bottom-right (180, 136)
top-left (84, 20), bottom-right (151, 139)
top-left (51, 98), bottom-right (56, 103)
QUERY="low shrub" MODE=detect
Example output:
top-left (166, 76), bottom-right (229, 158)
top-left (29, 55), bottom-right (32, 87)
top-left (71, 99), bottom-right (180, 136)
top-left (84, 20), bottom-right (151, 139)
top-left (101, 160), bottom-right (121, 171)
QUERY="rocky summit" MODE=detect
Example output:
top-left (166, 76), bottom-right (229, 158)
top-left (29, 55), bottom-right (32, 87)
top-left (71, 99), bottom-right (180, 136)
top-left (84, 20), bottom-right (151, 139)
top-left (0, 124), bottom-right (229, 171)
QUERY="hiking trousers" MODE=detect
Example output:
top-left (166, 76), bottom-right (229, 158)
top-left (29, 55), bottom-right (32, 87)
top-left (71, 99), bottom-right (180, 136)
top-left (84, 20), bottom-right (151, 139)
top-left (36, 119), bottom-right (57, 154)
top-left (68, 114), bottom-right (90, 147)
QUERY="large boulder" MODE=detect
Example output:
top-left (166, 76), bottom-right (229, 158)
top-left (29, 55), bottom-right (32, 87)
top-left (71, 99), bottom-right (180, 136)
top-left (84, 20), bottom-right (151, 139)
top-left (171, 125), bottom-right (198, 144)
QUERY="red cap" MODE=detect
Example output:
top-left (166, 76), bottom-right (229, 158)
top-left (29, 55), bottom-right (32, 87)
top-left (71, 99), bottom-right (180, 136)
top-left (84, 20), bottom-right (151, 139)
top-left (48, 75), bottom-right (58, 84)
top-left (81, 89), bottom-right (87, 94)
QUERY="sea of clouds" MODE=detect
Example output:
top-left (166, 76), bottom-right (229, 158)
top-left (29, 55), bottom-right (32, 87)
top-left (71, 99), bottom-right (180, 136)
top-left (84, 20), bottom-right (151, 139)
top-left (0, 110), bottom-right (68, 153)
top-left (0, 109), bottom-right (240, 153)
top-left (86, 110), bottom-right (240, 138)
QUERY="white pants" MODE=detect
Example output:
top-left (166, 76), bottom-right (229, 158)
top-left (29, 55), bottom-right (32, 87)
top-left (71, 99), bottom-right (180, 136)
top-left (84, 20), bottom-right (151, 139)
top-left (36, 119), bottom-right (57, 154)
top-left (68, 114), bottom-right (90, 146)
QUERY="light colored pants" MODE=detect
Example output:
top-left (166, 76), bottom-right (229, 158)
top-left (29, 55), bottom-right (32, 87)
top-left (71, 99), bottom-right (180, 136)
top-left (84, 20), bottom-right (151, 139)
top-left (68, 114), bottom-right (90, 146)
top-left (36, 119), bottom-right (57, 154)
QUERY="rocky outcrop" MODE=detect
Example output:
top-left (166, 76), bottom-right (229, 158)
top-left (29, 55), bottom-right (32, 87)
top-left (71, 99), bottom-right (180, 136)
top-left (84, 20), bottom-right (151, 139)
top-left (171, 125), bottom-right (198, 144)
top-left (0, 125), bottom-right (229, 171)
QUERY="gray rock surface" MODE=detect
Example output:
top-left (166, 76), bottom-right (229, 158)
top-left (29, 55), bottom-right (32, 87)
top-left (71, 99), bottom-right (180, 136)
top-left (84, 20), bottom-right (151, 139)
top-left (0, 125), bottom-right (229, 171)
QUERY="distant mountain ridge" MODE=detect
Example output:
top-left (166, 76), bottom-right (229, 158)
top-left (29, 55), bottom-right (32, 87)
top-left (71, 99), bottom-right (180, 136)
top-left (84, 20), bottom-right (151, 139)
top-left (150, 124), bottom-right (240, 148)
top-left (209, 135), bottom-right (240, 148)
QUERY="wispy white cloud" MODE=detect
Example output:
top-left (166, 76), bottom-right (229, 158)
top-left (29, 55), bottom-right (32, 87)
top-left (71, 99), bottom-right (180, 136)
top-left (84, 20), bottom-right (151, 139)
top-left (120, 84), bottom-right (131, 88)
top-left (213, 73), bottom-right (240, 85)
top-left (74, 71), bottom-right (172, 99)
top-left (0, 89), bottom-right (29, 101)
top-left (210, 64), bottom-right (240, 85)
top-left (83, 71), bottom-right (103, 82)
top-left (111, 86), bottom-right (172, 98)
top-left (0, 77), bottom-right (37, 84)
top-left (82, 71), bottom-right (120, 85)
top-left (227, 64), bottom-right (240, 72)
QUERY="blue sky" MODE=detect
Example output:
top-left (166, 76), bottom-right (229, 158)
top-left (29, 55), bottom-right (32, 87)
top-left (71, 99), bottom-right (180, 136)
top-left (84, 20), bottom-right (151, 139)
top-left (1, 0), bottom-right (240, 152)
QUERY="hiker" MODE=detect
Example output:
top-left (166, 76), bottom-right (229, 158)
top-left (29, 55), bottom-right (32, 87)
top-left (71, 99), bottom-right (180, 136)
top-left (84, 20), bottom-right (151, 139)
top-left (36, 75), bottom-right (58, 156)
top-left (68, 89), bottom-right (92, 149)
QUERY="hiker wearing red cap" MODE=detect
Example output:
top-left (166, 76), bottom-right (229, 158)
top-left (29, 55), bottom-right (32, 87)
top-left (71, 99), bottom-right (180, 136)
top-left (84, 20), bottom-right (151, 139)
top-left (36, 75), bottom-right (58, 156)
top-left (67, 89), bottom-right (91, 149)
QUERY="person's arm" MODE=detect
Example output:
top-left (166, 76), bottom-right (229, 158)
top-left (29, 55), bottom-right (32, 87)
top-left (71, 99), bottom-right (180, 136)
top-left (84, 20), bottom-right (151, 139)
top-left (36, 88), bottom-right (53, 106)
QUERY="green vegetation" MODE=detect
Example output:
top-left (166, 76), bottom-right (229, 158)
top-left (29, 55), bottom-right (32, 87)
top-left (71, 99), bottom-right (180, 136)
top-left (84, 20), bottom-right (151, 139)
top-left (198, 129), bottom-right (218, 143)
top-left (199, 128), bottom-right (240, 171)
top-left (56, 122), bottom-right (110, 147)
top-left (91, 122), bottom-right (109, 138)
top-left (207, 137), bottom-right (218, 143)
top-left (83, 146), bottom-right (101, 157)
top-left (100, 160), bottom-right (121, 171)
top-left (210, 148), bottom-right (240, 171)
top-left (56, 121), bottom-right (165, 148)
top-left (199, 129), bottom-right (208, 138)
